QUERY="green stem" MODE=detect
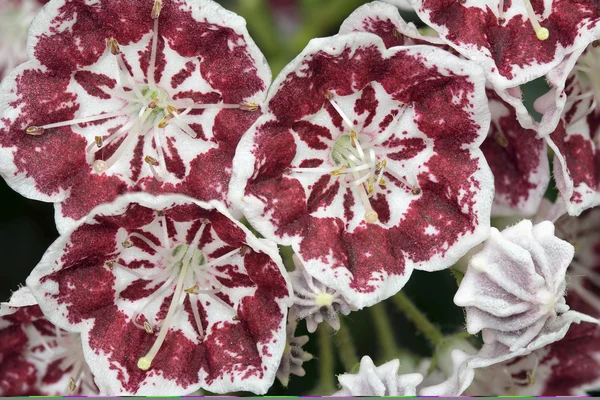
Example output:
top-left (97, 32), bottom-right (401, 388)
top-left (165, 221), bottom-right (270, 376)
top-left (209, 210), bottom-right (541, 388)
top-left (391, 291), bottom-right (444, 347)
top-left (333, 318), bottom-right (359, 372)
top-left (312, 324), bottom-right (336, 395)
top-left (370, 302), bottom-right (399, 361)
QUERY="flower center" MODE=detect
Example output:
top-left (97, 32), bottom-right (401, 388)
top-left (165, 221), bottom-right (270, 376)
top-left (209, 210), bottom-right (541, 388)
top-left (314, 292), bottom-right (335, 307)
top-left (105, 211), bottom-right (242, 372)
top-left (289, 92), bottom-right (419, 224)
top-left (25, 0), bottom-right (258, 181)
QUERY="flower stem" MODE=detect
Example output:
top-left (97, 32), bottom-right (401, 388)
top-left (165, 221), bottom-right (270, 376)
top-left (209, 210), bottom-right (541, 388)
top-left (310, 324), bottom-right (336, 395)
top-left (333, 318), bottom-right (359, 372)
top-left (370, 302), bottom-right (399, 361)
top-left (391, 291), bottom-right (444, 347)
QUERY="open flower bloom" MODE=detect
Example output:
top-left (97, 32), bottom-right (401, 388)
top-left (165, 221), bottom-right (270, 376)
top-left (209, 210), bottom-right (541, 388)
top-left (410, 0), bottom-right (600, 134)
top-left (483, 89), bottom-right (549, 216)
top-left (230, 32), bottom-right (493, 309)
top-left (289, 255), bottom-right (355, 333)
top-left (0, 0), bottom-right (46, 79)
top-left (26, 193), bottom-right (292, 395)
top-left (0, 0), bottom-right (270, 233)
top-left (0, 287), bottom-right (97, 395)
top-left (339, 1), bottom-right (445, 49)
top-left (334, 356), bottom-right (423, 396)
top-left (545, 49), bottom-right (600, 215)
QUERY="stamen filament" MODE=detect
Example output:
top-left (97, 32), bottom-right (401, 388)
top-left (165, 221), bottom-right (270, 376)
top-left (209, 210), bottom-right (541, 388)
top-left (137, 259), bottom-right (190, 371)
top-left (327, 97), bottom-right (355, 129)
top-left (27, 109), bottom-right (130, 134)
top-left (148, 13), bottom-right (159, 86)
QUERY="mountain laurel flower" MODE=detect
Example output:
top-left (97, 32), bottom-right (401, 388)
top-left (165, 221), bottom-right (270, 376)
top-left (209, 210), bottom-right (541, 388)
top-left (0, 0), bottom-right (46, 79)
top-left (409, 0), bottom-right (600, 136)
top-left (0, 0), bottom-right (270, 233)
top-left (230, 31), bottom-right (493, 309)
top-left (455, 219), bottom-right (598, 364)
top-left (290, 255), bottom-right (355, 332)
top-left (26, 193), bottom-right (292, 395)
top-left (334, 356), bottom-right (423, 396)
top-left (276, 310), bottom-right (313, 388)
top-left (0, 287), bottom-right (97, 396)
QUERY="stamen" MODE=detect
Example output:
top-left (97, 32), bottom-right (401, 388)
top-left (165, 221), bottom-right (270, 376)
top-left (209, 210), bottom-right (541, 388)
top-left (148, 2), bottom-right (160, 86)
top-left (145, 155), bottom-right (161, 180)
top-left (493, 130), bottom-right (509, 148)
top-left (522, 0), bottom-right (549, 40)
top-left (95, 136), bottom-right (103, 148)
top-left (68, 377), bottom-right (76, 392)
top-left (327, 96), bottom-right (355, 129)
top-left (143, 321), bottom-right (154, 334)
top-left (151, 0), bottom-right (162, 19)
top-left (158, 114), bottom-right (173, 128)
top-left (25, 109), bottom-right (128, 134)
top-left (122, 240), bottom-right (133, 248)
top-left (240, 101), bottom-right (259, 111)
top-left (107, 38), bottom-right (121, 55)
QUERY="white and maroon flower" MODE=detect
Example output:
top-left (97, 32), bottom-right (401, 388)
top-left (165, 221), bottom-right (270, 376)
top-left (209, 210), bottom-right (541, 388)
top-left (26, 193), bottom-right (292, 395)
top-left (0, 287), bottom-right (97, 396)
top-left (410, 0), bottom-right (600, 134)
top-left (339, 1), bottom-right (446, 49)
top-left (483, 89), bottom-right (549, 216)
top-left (455, 219), bottom-right (597, 363)
top-left (289, 255), bottom-right (355, 333)
top-left (0, 0), bottom-right (270, 233)
top-left (0, 0), bottom-right (47, 80)
top-left (546, 50), bottom-right (600, 215)
top-left (230, 32), bottom-right (493, 309)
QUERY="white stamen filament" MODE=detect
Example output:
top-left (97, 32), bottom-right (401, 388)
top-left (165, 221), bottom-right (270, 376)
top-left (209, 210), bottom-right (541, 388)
top-left (32, 109), bottom-right (131, 132)
top-left (328, 96), bottom-right (355, 129)
top-left (522, 0), bottom-right (549, 40)
top-left (171, 102), bottom-right (242, 110)
top-left (148, 17), bottom-right (159, 87)
top-left (190, 294), bottom-right (205, 340)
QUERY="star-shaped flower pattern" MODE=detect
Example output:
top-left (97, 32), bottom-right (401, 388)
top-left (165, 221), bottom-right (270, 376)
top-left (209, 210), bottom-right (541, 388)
top-left (26, 193), bottom-right (292, 395)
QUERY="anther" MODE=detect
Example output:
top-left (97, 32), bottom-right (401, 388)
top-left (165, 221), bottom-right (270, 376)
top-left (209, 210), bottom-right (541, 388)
top-left (107, 38), bottom-right (120, 55)
top-left (331, 167), bottom-right (347, 176)
top-left (375, 159), bottom-right (387, 170)
top-left (143, 321), bottom-right (154, 334)
top-left (157, 210), bottom-right (165, 216)
top-left (184, 285), bottom-right (199, 294)
top-left (151, 0), bottom-right (162, 19)
top-left (105, 261), bottom-right (114, 270)
top-left (522, 0), bottom-right (549, 41)
top-left (122, 240), bottom-right (133, 248)
top-left (379, 178), bottom-right (386, 185)
top-left (593, 40), bottom-right (600, 48)
top-left (26, 126), bottom-right (44, 135)
top-left (158, 114), bottom-right (173, 128)
top-left (367, 181), bottom-right (375, 195)
top-left (239, 101), bottom-right (259, 111)
top-left (411, 187), bottom-right (421, 195)
top-left (95, 136), bottom-right (103, 148)
top-left (493, 130), bottom-right (509, 148)
top-left (365, 210), bottom-right (379, 224)
top-left (68, 377), bottom-right (76, 392)
top-left (239, 246), bottom-right (250, 256)
top-left (392, 29), bottom-right (402, 40)
top-left (148, 98), bottom-right (159, 109)
top-left (350, 130), bottom-right (358, 147)
top-left (144, 155), bottom-right (159, 166)
top-left (324, 91), bottom-right (334, 100)
top-left (166, 105), bottom-right (178, 115)
top-left (92, 160), bottom-right (108, 173)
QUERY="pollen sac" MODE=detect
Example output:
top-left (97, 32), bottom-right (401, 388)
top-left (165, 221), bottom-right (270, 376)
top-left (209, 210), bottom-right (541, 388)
top-left (289, 255), bottom-right (355, 332)
top-left (455, 220), bottom-right (596, 353)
